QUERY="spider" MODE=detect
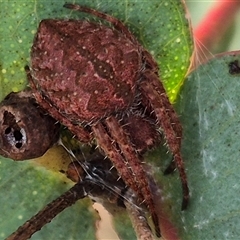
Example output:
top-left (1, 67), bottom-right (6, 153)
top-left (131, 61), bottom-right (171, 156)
top-left (6, 144), bottom-right (155, 240)
top-left (0, 90), bottom-right (160, 239)
top-left (25, 3), bottom-right (189, 236)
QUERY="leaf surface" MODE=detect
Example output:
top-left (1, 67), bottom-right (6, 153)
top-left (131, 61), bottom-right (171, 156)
top-left (165, 51), bottom-right (240, 239)
top-left (0, 1), bottom-right (192, 239)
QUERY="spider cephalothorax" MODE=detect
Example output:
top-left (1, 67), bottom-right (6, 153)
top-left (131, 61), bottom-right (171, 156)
top-left (26, 3), bottom-right (189, 236)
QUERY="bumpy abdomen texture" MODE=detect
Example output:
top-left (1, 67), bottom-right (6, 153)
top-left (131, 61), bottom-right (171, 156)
top-left (31, 20), bottom-right (141, 122)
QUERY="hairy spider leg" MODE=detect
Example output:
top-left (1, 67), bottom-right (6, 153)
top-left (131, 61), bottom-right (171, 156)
top-left (26, 66), bottom-right (91, 143)
top-left (92, 117), bottom-right (161, 237)
top-left (63, 3), bottom-right (138, 44)
top-left (142, 49), bottom-right (184, 193)
top-left (142, 49), bottom-right (183, 138)
top-left (92, 122), bottom-right (141, 195)
top-left (7, 170), bottom-right (155, 240)
top-left (6, 182), bottom-right (89, 240)
top-left (140, 70), bottom-right (189, 210)
top-left (105, 117), bottom-right (161, 237)
top-left (124, 188), bottom-right (155, 240)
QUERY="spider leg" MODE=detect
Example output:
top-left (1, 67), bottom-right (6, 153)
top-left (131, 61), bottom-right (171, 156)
top-left (25, 66), bottom-right (91, 143)
top-left (92, 117), bottom-right (161, 237)
top-left (63, 4), bottom-right (138, 44)
top-left (6, 182), bottom-right (90, 240)
top-left (142, 50), bottom-right (182, 138)
top-left (92, 121), bottom-right (142, 196)
top-left (140, 70), bottom-right (189, 210)
top-left (124, 188), bottom-right (155, 240)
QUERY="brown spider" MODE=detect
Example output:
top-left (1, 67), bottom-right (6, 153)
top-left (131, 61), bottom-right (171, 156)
top-left (26, 3), bottom-right (189, 236)
top-left (0, 91), bottom-right (160, 239)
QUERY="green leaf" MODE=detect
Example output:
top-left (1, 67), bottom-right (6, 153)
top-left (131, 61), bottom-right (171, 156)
top-left (0, 1), bottom-right (192, 239)
top-left (0, 0), bottom-right (192, 101)
top-left (164, 52), bottom-right (240, 239)
top-left (0, 158), bottom-right (96, 240)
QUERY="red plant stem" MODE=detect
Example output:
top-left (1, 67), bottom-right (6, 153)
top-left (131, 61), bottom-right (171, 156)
top-left (193, 0), bottom-right (240, 64)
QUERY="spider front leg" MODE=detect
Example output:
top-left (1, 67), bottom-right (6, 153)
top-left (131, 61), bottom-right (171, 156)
top-left (25, 66), bottom-right (91, 143)
top-left (92, 121), bottom-right (140, 195)
top-left (64, 3), bottom-right (138, 44)
top-left (6, 182), bottom-right (90, 240)
top-left (124, 188), bottom-right (155, 240)
top-left (140, 70), bottom-right (189, 210)
top-left (92, 117), bottom-right (161, 237)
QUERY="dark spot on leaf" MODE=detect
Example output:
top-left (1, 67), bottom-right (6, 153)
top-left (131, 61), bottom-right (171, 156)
top-left (228, 60), bottom-right (240, 75)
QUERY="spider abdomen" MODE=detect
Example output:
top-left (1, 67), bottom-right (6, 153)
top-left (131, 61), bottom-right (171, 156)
top-left (31, 19), bottom-right (141, 122)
